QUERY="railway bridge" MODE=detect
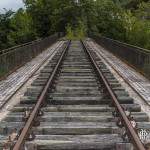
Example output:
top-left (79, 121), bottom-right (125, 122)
top-left (0, 34), bottom-right (150, 150)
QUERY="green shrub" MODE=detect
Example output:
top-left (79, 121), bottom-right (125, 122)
top-left (122, 10), bottom-right (150, 50)
top-left (75, 21), bottom-right (86, 39)
top-left (66, 24), bottom-right (74, 40)
top-left (66, 21), bottom-right (86, 40)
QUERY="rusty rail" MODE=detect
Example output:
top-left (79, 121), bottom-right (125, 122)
top-left (13, 40), bottom-right (70, 150)
top-left (81, 40), bottom-right (146, 150)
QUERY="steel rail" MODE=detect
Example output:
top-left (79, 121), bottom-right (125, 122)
top-left (0, 42), bottom-right (63, 110)
top-left (81, 40), bottom-right (146, 150)
top-left (94, 46), bottom-right (150, 107)
top-left (13, 40), bottom-right (70, 150)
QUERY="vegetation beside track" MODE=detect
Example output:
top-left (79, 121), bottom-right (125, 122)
top-left (0, 0), bottom-right (149, 50)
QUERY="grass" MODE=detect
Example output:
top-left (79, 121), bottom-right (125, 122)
top-left (66, 22), bottom-right (87, 40)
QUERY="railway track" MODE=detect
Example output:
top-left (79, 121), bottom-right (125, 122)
top-left (0, 40), bottom-right (149, 150)
top-left (0, 41), bottom-right (65, 112)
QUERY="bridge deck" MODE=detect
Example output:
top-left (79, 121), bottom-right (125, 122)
top-left (0, 39), bottom-right (150, 118)
top-left (0, 40), bottom-right (149, 149)
top-left (0, 41), bottom-right (65, 112)
top-left (86, 39), bottom-right (150, 104)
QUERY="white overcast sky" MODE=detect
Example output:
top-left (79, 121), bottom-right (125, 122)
top-left (0, 0), bottom-right (24, 12)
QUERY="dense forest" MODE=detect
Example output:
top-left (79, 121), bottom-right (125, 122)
top-left (0, 0), bottom-right (150, 50)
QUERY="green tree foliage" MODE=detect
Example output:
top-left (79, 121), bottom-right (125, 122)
top-left (0, 10), bottom-right (14, 49)
top-left (66, 24), bottom-right (74, 40)
top-left (94, 0), bottom-right (126, 40)
top-left (0, 0), bottom-right (149, 50)
top-left (0, 9), bottom-right (36, 50)
top-left (122, 9), bottom-right (150, 49)
top-left (93, 0), bottom-right (150, 49)
top-left (120, 1), bottom-right (150, 49)
top-left (66, 21), bottom-right (87, 39)
top-left (10, 8), bottom-right (36, 44)
top-left (24, 0), bottom-right (53, 37)
top-left (24, 0), bottom-right (88, 35)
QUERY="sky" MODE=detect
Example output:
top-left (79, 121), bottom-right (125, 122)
top-left (0, 0), bottom-right (24, 13)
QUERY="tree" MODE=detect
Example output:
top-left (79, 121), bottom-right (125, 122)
top-left (24, 0), bottom-right (54, 37)
top-left (10, 8), bottom-right (36, 44)
top-left (94, 0), bottom-right (126, 40)
top-left (0, 0), bottom-right (149, 50)
top-left (0, 10), bottom-right (14, 49)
